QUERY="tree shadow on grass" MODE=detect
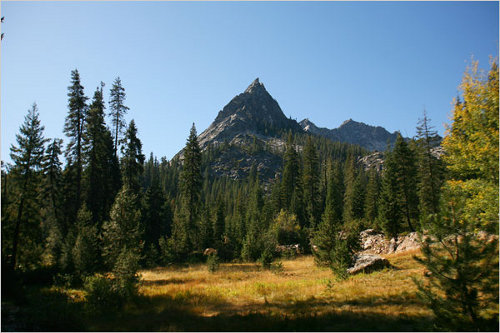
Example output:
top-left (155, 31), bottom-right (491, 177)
top-left (85, 291), bottom-right (434, 332)
top-left (3, 280), bottom-right (434, 332)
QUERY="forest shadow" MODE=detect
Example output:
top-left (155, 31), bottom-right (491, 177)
top-left (2, 276), bottom-right (434, 332)
top-left (88, 292), bottom-right (434, 331)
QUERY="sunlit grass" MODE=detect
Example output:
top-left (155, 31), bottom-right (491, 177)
top-left (9, 250), bottom-right (432, 331)
top-left (133, 249), bottom-right (432, 330)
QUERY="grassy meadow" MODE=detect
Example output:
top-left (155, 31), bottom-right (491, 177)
top-left (2, 250), bottom-right (435, 331)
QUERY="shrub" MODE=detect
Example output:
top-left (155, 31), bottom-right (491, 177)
top-left (206, 253), bottom-right (220, 273)
top-left (259, 247), bottom-right (274, 269)
top-left (84, 274), bottom-right (122, 313)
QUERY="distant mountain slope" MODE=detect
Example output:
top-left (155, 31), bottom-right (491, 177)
top-left (299, 118), bottom-right (399, 151)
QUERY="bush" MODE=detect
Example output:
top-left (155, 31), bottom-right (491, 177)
top-left (259, 247), bottom-right (274, 269)
top-left (206, 253), bottom-right (220, 273)
top-left (84, 274), bottom-right (123, 313)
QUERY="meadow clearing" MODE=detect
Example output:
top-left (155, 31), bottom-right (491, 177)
top-left (91, 249), bottom-right (433, 331)
top-left (2, 249), bottom-right (435, 331)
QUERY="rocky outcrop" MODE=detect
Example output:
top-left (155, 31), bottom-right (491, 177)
top-left (348, 254), bottom-right (390, 275)
top-left (358, 151), bottom-right (385, 171)
top-left (359, 229), bottom-right (421, 255)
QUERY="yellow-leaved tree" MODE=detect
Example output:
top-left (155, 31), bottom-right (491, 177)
top-left (442, 59), bottom-right (499, 232)
top-left (414, 59), bottom-right (499, 331)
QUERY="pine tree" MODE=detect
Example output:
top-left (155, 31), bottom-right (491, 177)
top-left (83, 85), bottom-right (121, 225)
top-left (8, 103), bottom-right (49, 269)
top-left (414, 188), bottom-right (499, 331)
top-left (281, 133), bottom-right (305, 226)
top-left (415, 110), bottom-right (444, 222)
top-left (141, 177), bottom-right (171, 264)
top-left (213, 196), bottom-right (225, 244)
top-left (343, 155), bottom-right (365, 223)
top-left (121, 120), bottom-right (145, 195)
top-left (101, 186), bottom-right (142, 269)
top-left (392, 134), bottom-right (419, 231)
top-left (64, 69), bottom-right (88, 222)
top-left (109, 77), bottom-right (129, 157)
top-left (364, 168), bottom-right (380, 227)
top-left (72, 206), bottom-right (99, 276)
top-left (41, 138), bottom-right (64, 265)
top-left (176, 123), bottom-right (202, 253)
top-left (302, 136), bottom-right (321, 228)
top-left (312, 190), bottom-right (360, 279)
top-left (378, 147), bottom-right (402, 238)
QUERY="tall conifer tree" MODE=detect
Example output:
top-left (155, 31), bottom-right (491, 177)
top-left (109, 77), bottom-right (129, 157)
top-left (83, 85), bottom-right (121, 224)
top-left (63, 69), bottom-right (88, 222)
top-left (176, 123), bottom-right (202, 253)
top-left (302, 136), bottom-right (321, 228)
top-left (415, 110), bottom-right (444, 221)
top-left (121, 119), bottom-right (145, 195)
top-left (8, 103), bottom-right (48, 269)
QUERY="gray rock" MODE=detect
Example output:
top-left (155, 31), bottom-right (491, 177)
top-left (348, 254), bottom-right (390, 275)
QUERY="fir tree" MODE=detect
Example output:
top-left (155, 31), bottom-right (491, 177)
top-left (392, 134), bottom-right (419, 231)
top-left (213, 196), bottom-right (225, 244)
top-left (281, 133), bottom-right (305, 226)
top-left (141, 177), bottom-right (171, 263)
top-left (64, 69), bottom-right (88, 222)
top-left (101, 186), bottom-right (142, 269)
top-left (109, 77), bottom-right (129, 157)
top-left (121, 120), bottom-right (145, 195)
top-left (364, 168), bottom-right (380, 227)
top-left (83, 86), bottom-right (121, 225)
top-left (176, 123), bottom-right (202, 253)
top-left (8, 103), bottom-right (48, 269)
top-left (302, 136), bottom-right (321, 228)
top-left (343, 155), bottom-right (365, 223)
top-left (72, 206), bottom-right (99, 276)
top-left (41, 138), bottom-right (64, 264)
top-left (378, 147), bottom-right (402, 238)
top-left (415, 110), bottom-right (444, 221)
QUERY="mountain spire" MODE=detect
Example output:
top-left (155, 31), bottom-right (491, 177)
top-left (244, 78), bottom-right (265, 94)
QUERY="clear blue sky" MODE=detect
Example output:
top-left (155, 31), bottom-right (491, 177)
top-left (1, 1), bottom-right (498, 163)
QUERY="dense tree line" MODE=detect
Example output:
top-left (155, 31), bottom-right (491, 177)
top-left (0, 68), bottom-right (448, 273)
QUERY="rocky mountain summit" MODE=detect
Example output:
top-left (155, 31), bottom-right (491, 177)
top-left (197, 78), bottom-right (301, 150)
top-left (299, 118), bottom-right (399, 151)
top-left (177, 78), bottom-right (413, 180)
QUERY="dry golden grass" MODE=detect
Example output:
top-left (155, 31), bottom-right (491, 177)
top-left (124, 249), bottom-right (433, 331)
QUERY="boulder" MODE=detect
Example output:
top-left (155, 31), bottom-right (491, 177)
top-left (348, 254), bottom-right (390, 275)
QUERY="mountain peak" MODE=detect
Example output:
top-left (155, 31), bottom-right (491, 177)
top-left (341, 118), bottom-right (354, 126)
top-left (244, 77), bottom-right (266, 94)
